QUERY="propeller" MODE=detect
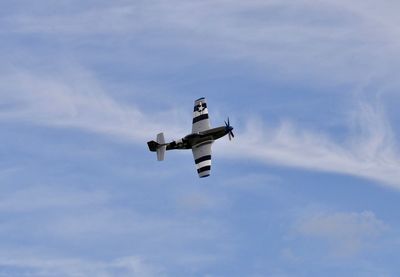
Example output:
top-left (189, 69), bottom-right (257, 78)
top-left (224, 117), bottom-right (235, 141)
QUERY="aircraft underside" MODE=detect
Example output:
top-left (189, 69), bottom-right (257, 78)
top-left (167, 127), bottom-right (227, 150)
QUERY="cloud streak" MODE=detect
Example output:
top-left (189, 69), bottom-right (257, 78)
top-left (0, 253), bottom-right (163, 277)
top-left (5, 0), bottom-right (399, 88)
top-left (0, 67), bottom-right (186, 143)
top-left (295, 210), bottom-right (387, 257)
top-left (1, 65), bottom-right (400, 189)
top-left (223, 102), bottom-right (400, 188)
top-left (1, 0), bottom-right (400, 190)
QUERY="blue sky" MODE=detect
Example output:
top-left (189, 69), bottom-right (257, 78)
top-left (1, 1), bottom-right (400, 276)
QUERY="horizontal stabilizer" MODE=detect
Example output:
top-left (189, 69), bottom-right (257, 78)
top-left (157, 145), bottom-right (166, 161)
top-left (157, 133), bottom-right (165, 144)
top-left (156, 133), bottom-right (166, 161)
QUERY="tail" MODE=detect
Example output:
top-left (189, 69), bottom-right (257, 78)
top-left (147, 133), bottom-right (167, 161)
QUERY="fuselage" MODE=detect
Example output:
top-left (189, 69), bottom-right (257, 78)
top-left (166, 126), bottom-right (229, 150)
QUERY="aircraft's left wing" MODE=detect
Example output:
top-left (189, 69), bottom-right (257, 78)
top-left (192, 142), bottom-right (212, 178)
top-left (192, 97), bottom-right (211, 133)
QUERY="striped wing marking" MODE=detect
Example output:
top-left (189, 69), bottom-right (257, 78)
top-left (192, 97), bottom-right (211, 133)
top-left (192, 142), bottom-right (212, 178)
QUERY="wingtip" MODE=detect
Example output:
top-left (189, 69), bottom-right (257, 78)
top-left (195, 97), bottom-right (206, 102)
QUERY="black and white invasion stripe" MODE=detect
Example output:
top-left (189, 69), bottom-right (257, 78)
top-left (193, 113), bottom-right (209, 124)
top-left (195, 155), bottom-right (211, 178)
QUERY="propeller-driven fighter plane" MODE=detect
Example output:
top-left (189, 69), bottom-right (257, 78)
top-left (147, 97), bottom-right (234, 178)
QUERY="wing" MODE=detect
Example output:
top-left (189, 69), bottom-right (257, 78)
top-left (192, 97), bottom-right (211, 133)
top-left (192, 142), bottom-right (212, 178)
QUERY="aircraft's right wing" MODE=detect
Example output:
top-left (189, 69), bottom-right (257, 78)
top-left (192, 142), bottom-right (212, 178)
top-left (192, 97), bottom-right (211, 133)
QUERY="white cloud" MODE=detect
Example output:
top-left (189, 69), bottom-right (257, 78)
top-left (2, 66), bottom-right (400, 189)
top-left (295, 211), bottom-right (387, 257)
top-left (220, 102), bottom-right (400, 189)
top-left (1, 1), bottom-right (400, 190)
top-left (0, 67), bottom-right (186, 143)
top-left (2, 2), bottom-right (400, 275)
top-left (0, 185), bottom-right (109, 212)
top-left (0, 253), bottom-right (163, 277)
top-left (176, 190), bottom-right (230, 212)
top-left (0, 182), bottom-right (228, 273)
top-left (6, 0), bottom-right (400, 86)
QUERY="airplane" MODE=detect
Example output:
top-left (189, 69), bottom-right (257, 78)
top-left (147, 97), bottom-right (234, 178)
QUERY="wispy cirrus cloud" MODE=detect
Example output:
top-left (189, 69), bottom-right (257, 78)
top-left (5, 0), bottom-right (400, 84)
top-left (1, 65), bottom-right (400, 189)
top-left (0, 67), bottom-right (186, 143)
top-left (221, 101), bottom-right (400, 188)
top-left (1, 1), bottom-right (400, 275)
top-left (0, 173), bottom-right (229, 275)
top-left (294, 210), bottom-right (388, 257)
top-left (0, 253), bottom-right (163, 277)
top-left (1, 0), bottom-right (400, 190)
top-left (0, 185), bottom-right (109, 213)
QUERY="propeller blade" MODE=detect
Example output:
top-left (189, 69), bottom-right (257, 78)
top-left (225, 117), bottom-right (234, 140)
